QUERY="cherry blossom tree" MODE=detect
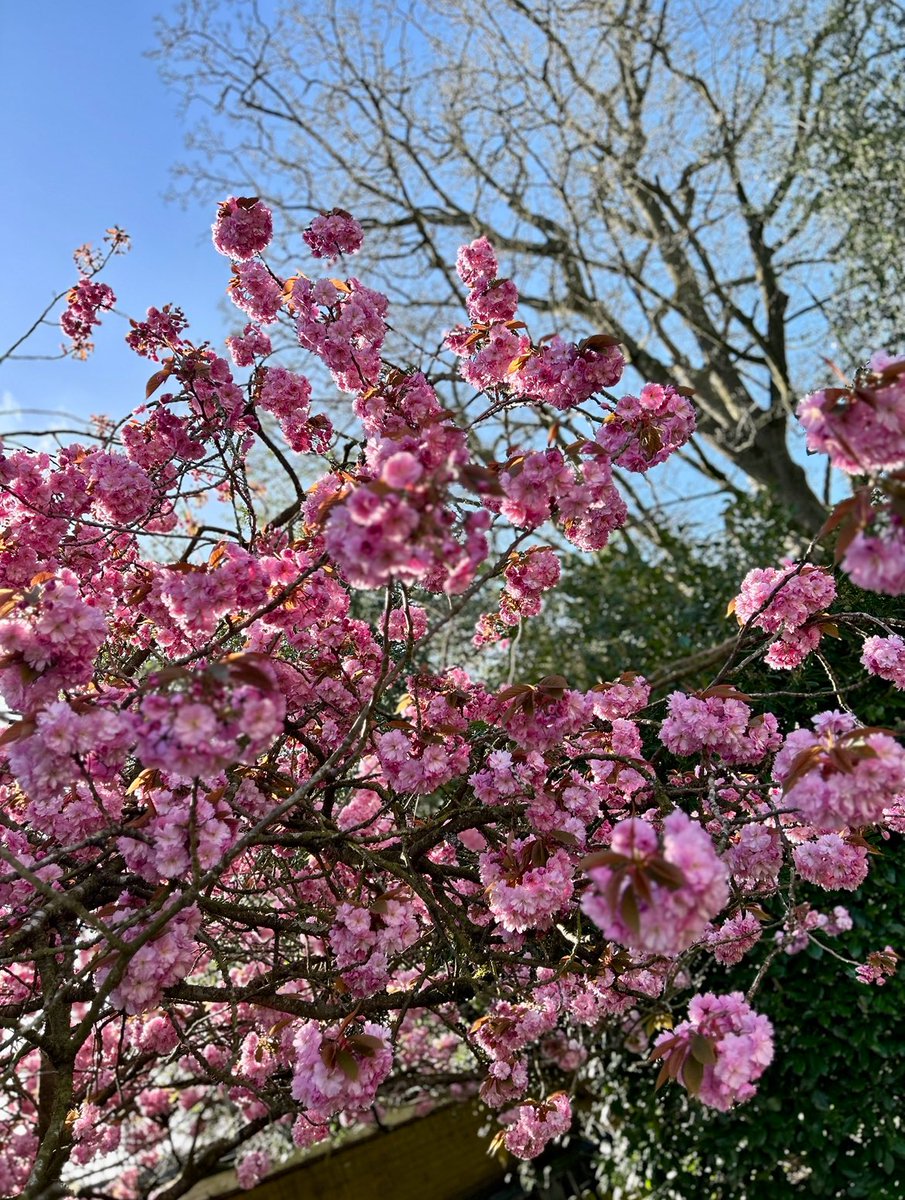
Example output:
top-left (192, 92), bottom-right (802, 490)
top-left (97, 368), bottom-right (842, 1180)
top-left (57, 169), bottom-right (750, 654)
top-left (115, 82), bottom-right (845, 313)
top-left (0, 198), bottom-right (902, 1199)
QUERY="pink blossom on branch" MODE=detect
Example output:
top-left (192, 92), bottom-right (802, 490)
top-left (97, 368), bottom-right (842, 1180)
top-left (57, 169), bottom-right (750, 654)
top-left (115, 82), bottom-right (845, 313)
top-left (303, 208), bottom-right (364, 262)
top-left (651, 992), bottom-right (774, 1110)
top-left (581, 812), bottom-right (729, 956)
top-left (861, 633), bottom-right (905, 689)
top-left (211, 195), bottom-right (274, 260)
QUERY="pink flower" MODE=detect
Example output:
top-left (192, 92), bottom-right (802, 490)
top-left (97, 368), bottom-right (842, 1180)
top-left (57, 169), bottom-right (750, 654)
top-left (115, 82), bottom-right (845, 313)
top-left (303, 209), bottom-right (364, 262)
top-left (236, 1149), bottom-right (271, 1190)
top-left (291, 1021), bottom-right (392, 1115)
top-left (96, 903), bottom-right (202, 1014)
top-left (456, 236), bottom-right (498, 290)
top-left (212, 196), bottom-right (273, 260)
top-left (705, 911), bottom-right (763, 966)
top-left (480, 840), bottom-right (574, 933)
top-left (841, 512), bottom-right (905, 595)
top-left (855, 946), bottom-right (898, 985)
top-left (581, 811), bottom-right (729, 956)
top-left (60, 278), bottom-right (116, 357)
top-left (724, 821), bottom-right (782, 888)
top-left (652, 992), bottom-right (773, 1110)
top-left (500, 1092), bottom-right (572, 1160)
top-left (774, 711), bottom-right (905, 827)
top-left (226, 323), bottom-right (272, 366)
top-left (228, 260), bottom-right (283, 324)
top-left (797, 356), bottom-right (905, 474)
top-left (660, 691), bottom-right (781, 764)
top-left (466, 278), bottom-right (519, 324)
top-left (733, 563), bottom-right (835, 669)
top-left (861, 634), bottom-right (905, 689)
top-left (596, 383), bottom-right (695, 471)
top-left (793, 834), bottom-right (869, 891)
top-left (125, 305), bottom-right (188, 360)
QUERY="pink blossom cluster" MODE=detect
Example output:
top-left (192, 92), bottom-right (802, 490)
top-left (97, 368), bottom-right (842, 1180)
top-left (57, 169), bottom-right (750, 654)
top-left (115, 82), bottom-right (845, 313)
top-left (490, 447), bottom-right (627, 551)
top-left (659, 691), bottom-right (781, 764)
top-left (479, 839), bottom-right (575, 932)
top-left (329, 894), bottom-right (423, 996)
top-left (125, 304), bottom-right (188, 359)
top-left (303, 208), bottom-right (364, 262)
top-left (69, 1102), bottom-right (122, 1166)
top-left (474, 547), bottom-right (561, 645)
top-left (118, 786), bottom-right (236, 881)
top-left (704, 911), bottom-right (763, 966)
top-left (775, 903), bottom-right (852, 955)
top-left (590, 673), bottom-right (651, 720)
top-left (161, 347), bottom-right (249, 433)
top-left (0, 573), bottom-right (108, 709)
top-left (229, 260), bottom-right (283, 324)
top-left (511, 336), bottom-right (625, 411)
top-left (733, 563), bottom-right (836, 668)
top-left (133, 672), bottom-right (285, 781)
top-left (855, 946), bottom-right (899, 986)
top-left (226, 323), bottom-right (272, 367)
top-left (255, 365), bottom-right (332, 453)
top-left (653, 992), bottom-right (774, 1110)
top-left (375, 727), bottom-right (470, 794)
top-left (472, 1002), bottom-right (558, 1062)
top-left (861, 633), bottom-right (905, 688)
top-left (290, 1021), bottom-right (393, 1116)
top-left (596, 383), bottom-right (696, 471)
top-left (385, 604), bottom-right (429, 642)
top-left (236, 1149), bottom-right (272, 1191)
top-left (6, 701), bottom-right (131, 838)
top-left (470, 748), bottom-right (544, 807)
top-left (450, 237), bottom-right (624, 408)
top-left (311, 376), bottom-right (484, 592)
top-left (495, 686), bottom-right (594, 753)
top-left (212, 195), bottom-right (274, 260)
top-left (83, 450), bottom-right (157, 525)
top-left (500, 1093), bottom-right (572, 1160)
top-left (840, 509), bottom-right (905, 595)
top-left (797, 353), bottom-right (905, 474)
top-left (95, 902), bottom-right (202, 1014)
top-left (456, 236), bottom-right (499, 290)
top-left (60, 277), bottom-right (116, 356)
top-left (292, 275), bottom-right (389, 393)
top-left (121, 404), bottom-right (206, 468)
top-left (581, 811), bottom-right (729, 955)
top-left (774, 710), bottom-right (905, 827)
top-left (454, 237), bottom-right (518, 322)
top-left (793, 833), bottom-right (869, 891)
top-left (724, 819), bottom-right (783, 889)
top-left (470, 1000), bottom-right (559, 1110)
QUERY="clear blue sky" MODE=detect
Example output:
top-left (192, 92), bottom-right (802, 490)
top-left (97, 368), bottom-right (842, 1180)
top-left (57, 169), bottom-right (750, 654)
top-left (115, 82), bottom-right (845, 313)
top-left (0, 2), bottom-right (231, 433)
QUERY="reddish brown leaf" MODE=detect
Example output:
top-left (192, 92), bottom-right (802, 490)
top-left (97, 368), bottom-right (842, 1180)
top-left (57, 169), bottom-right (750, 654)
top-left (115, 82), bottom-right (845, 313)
top-left (0, 719), bottom-right (35, 746)
top-left (690, 1034), bottom-right (717, 1065)
top-left (683, 1053), bottom-right (704, 1097)
top-left (578, 333), bottom-right (621, 352)
top-left (335, 1048), bottom-right (360, 1081)
top-left (620, 885), bottom-right (641, 938)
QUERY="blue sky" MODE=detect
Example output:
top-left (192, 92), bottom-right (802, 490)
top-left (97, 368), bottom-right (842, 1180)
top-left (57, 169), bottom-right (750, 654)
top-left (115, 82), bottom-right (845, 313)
top-left (0, 2), bottom-right (231, 432)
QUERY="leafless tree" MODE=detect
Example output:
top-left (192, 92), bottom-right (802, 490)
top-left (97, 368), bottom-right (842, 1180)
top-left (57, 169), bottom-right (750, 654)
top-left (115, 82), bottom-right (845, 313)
top-left (157, 0), bottom-right (903, 532)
